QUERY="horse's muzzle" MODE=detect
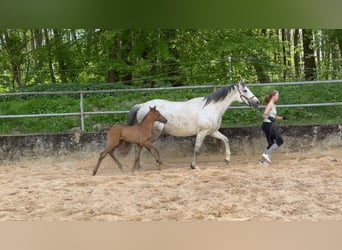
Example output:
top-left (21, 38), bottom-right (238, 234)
top-left (250, 98), bottom-right (260, 108)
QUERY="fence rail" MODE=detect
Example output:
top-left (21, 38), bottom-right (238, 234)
top-left (1, 80), bottom-right (342, 132)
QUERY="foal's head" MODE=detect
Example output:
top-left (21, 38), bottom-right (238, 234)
top-left (147, 106), bottom-right (167, 124)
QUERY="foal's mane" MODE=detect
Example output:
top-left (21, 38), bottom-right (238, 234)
top-left (203, 84), bottom-right (236, 106)
top-left (140, 109), bottom-right (153, 123)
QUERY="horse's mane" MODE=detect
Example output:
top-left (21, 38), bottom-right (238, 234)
top-left (203, 84), bottom-right (235, 106)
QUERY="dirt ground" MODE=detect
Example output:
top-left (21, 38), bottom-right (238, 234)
top-left (0, 148), bottom-right (341, 221)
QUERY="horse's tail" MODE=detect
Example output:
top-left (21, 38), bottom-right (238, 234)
top-left (127, 104), bottom-right (141, 125)
top-left (119, 104), bottom-right (142, 156)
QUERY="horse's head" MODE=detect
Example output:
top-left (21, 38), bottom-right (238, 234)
top-left (149, 106), bottom-right (167, 123)
top-left (236, 79), bottom-right (260, 108)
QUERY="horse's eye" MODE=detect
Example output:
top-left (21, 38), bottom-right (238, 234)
top-left (243, 90), bottom-right (247, 93)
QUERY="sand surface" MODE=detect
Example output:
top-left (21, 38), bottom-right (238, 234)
top-left (0, 149), bottom-right (341, 221)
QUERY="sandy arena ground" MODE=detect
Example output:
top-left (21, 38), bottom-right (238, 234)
top-left (0, 149), bottom-right (341, 221)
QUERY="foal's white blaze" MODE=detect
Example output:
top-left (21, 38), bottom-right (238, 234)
top-left (128, 79), bottom-right (260, 169)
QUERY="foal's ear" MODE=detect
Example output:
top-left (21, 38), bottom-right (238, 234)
top-left (149, 105), bottom-right (156, 111)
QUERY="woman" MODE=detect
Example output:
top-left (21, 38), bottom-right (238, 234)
top-left (261, 90), bottom-right (285, 164)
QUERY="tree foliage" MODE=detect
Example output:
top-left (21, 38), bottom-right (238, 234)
top-left (1, 29), bottom-right (342, 91)
top-left (1, 29), bottom-right (342, 134)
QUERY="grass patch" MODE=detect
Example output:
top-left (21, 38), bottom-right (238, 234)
top-left (1, 82), bottom-right (342, 134)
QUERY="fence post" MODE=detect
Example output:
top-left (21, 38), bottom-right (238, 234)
top-left (80, 91), bottom-right (85, 132)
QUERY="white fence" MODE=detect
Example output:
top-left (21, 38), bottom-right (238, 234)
top-left (1, 80), bottom-right (342, 132)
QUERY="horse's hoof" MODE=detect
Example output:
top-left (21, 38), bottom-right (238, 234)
top-left (190, 165), bottom-right (200, 170)
top-left (224, 158), bottom-right (230, 164)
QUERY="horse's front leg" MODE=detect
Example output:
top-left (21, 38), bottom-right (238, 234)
top-left (191, 131), bottom-right (208, 169)
top-left (150, 126), bottom-right (163, 142)
top-left (132, 145), bottom-right (143, 174)
top-left (211, 130), bottom-right (231, 164)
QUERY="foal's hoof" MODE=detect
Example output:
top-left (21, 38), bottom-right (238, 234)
top-left (157, 163), bottom-right (162, 170)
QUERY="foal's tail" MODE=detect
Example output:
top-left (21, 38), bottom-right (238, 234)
top-left (119, 104), bottom-right (141, 156)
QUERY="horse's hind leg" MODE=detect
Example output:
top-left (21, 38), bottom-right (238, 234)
top-left (93, 150), bottom-right (108, 176)
top-left (108, 149), bottom-right (123, 171)
top-left (191, 131), bottom-right (208, 169)
top-left (210, 130), bottom-right (231, 164)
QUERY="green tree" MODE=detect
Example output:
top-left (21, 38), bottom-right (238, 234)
top-left (0, 29), bottom-right (28, 87)
top-left (1, 29), bottom-right (342, 91)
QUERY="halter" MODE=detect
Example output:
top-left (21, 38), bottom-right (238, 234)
top-left (236, 83), bottom-right (256, 107)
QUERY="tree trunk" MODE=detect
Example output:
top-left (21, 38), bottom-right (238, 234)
top-left (0, 30), bottom-right (25, 88)
top-left (293, 29), bottom-right (301, 78)
top-left (280, 29), bottom-right (292, 80)
top-left (250, 30), bottom-right (270, 83)
top-left (44, 29), bottom-right (56, 83)
top-left (281, 29), bottom-right (287, 80)
top-left (251, 56), bottom-right (270, 83)
top-left (31, 29), bottom-right (43, 71)
top-left (107, 35), bottom-right (120, 83)
top-left (332, 30), bottom-right (342, 79)
top-left (11, 63), bottom-right (22, 87)
top-left (53, 29), bottom-right (68, 83)
top-left (302, 29), bottom-right (317, 80)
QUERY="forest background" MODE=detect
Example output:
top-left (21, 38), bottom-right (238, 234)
top-left (1, 29), bottom-right (342, 134)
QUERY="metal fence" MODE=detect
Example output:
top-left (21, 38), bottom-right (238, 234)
top-left (1, 80), bottom-right (342, 132)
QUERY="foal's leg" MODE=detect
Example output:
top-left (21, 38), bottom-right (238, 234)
top-left (191, 131), bottom-right (208, 169)
top-left (131, 145), bottom-right (143, 170)
top-left (210, 130), bottom-right (231, 164)
top-left (143, 142), bottom-right (162, 169)
top-left (131, 145), bottom-right (143, 174)
top-left (93, 132), bottom-right (120, 175)
top-left (108, 149), bottom-right (123, 171)
top-left (93, 149), bottom-right (108, 176)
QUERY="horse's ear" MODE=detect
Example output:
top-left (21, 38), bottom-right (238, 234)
top-left (239, 78), bottom-right (246, 87)
top-left (149, 106), bottom-right (156, 111)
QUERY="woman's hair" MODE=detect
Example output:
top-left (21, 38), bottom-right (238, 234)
top-left (264, 90), bottom-right (279, 104)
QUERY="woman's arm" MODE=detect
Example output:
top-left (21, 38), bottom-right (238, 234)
top-left (262, 101), bottom-right (273, 119)
top-left (275, 115), bottom-right (286, 121)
